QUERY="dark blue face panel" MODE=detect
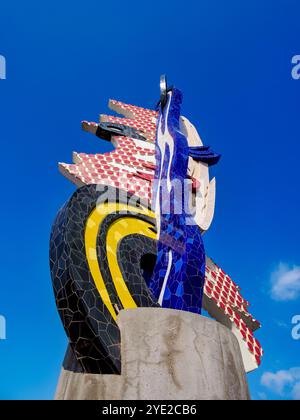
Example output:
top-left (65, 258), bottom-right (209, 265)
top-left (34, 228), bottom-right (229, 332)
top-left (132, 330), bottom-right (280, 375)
top-left (148, 88), bottom-right (220, 315)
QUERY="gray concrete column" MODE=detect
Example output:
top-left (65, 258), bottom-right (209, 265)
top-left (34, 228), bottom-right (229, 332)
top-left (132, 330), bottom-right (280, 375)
top-left (55, 308), bottom-right (250, 400)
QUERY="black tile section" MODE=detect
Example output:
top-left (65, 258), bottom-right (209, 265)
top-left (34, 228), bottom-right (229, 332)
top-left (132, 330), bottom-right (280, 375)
top-left (63, 344), bottom-right (84, 373)
top-left (117, 234), bottom-right (158, 305)
top-left (97, 214), bottom-right (159, 310)
top-left (50, 184), bottom-right (159, 374)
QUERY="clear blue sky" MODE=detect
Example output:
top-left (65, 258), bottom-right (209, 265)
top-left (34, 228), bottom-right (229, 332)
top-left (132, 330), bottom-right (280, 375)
top-left (0, 0), bottom-right (299, 400)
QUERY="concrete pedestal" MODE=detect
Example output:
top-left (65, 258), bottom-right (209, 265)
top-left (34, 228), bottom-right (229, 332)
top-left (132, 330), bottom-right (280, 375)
top-left (55, 308), bottom-right (250, 400)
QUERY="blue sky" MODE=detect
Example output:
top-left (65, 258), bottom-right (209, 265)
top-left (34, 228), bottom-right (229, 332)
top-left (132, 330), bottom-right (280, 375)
top-left (0, 0), bottom-right (299, 400)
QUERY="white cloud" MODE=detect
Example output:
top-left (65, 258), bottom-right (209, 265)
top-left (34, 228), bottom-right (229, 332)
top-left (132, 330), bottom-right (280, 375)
top-left (257, 391), bottom-right (268, 400)
top-left (270, 263), bottom-right (300, 301)
top-left (261, 368), bottom-right (300, 400)
top-left (292, 381), bottom-right (300, 400)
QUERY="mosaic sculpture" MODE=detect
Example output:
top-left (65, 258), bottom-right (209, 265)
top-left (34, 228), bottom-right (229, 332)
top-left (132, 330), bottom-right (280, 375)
top-left (50, 77), bottom-right (263, 376)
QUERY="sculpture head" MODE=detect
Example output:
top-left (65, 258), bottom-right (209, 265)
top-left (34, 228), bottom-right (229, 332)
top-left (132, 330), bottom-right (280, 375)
top-left (51, 78), bottom-right (263, 375)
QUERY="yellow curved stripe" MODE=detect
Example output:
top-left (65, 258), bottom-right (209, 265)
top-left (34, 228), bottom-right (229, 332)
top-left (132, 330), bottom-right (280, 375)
top-left (85, 202), bottom-right (155, 320)
top-left (106, 217), bottom-right (157, 310)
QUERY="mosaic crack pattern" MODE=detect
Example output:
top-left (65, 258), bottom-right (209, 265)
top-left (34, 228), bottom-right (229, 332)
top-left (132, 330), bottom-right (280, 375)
top-left (50, 184), bottom-right (159, 373)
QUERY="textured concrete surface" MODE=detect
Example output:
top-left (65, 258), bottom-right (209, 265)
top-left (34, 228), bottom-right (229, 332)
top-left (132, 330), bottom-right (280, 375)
top-left (55, 308), bottom-right (250, 400)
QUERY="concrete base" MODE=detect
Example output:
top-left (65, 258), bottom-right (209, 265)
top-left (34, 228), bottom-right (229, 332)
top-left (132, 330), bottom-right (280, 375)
top-left (55, 308), bottom-right (250, 400)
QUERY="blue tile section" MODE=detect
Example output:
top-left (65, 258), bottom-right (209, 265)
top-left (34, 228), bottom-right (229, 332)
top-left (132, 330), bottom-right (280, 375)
top-left (148, 88), bottom-right (220, 314)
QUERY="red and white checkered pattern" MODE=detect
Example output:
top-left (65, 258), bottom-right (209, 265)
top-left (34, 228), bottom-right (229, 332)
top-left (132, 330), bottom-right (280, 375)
top-left (204, 259), bottom-right (263, 371)
top-left (59, 137), bottom-right (155, 201)
top-left (103, 99), bottom-right (158, 143)
top-left (59, 101), bottom-right (157, 202)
